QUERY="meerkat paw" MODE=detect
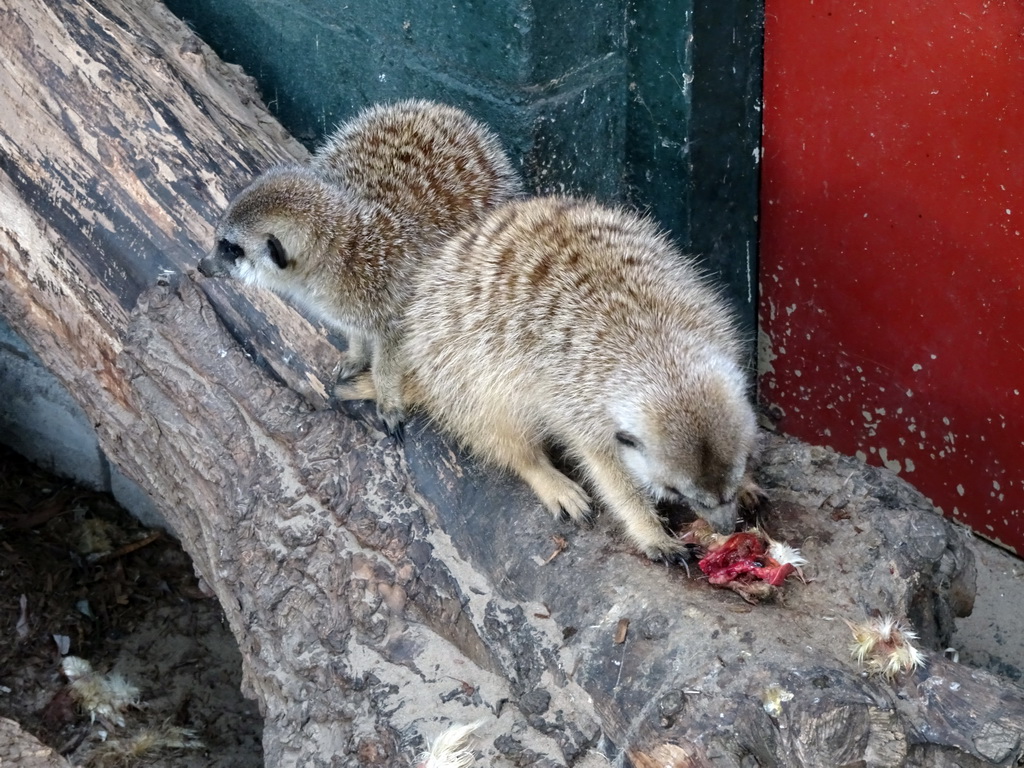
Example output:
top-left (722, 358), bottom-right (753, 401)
top-left (615, 507), bottom-right (689, 564)
top-left (646, 544), bottom-right (693, 574)
top-left (554, 479), bottom-right (594, 525)
top-left (638, 535), bottom-right (690, 568)
top-left (339, 335), bottom-right (372, 380)
top-left (545, 478), bottom-right (592, 524)
top-left (377, 403), bottom-right (407, 444)
top-left (524, 470), bottom-right (592, 524)
top-left (738, 475), bottom-right (766, 509)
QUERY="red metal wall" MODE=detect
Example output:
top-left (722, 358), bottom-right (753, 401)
top-left (759, 0), bottom-right (1024, 553)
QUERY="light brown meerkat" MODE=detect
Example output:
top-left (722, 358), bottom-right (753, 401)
top-left (337, 196), bottom-right (760, 561)
top-left (198, 100), bottom-right (522, 436)
top-left (313, 99), bottom-right (523, 240)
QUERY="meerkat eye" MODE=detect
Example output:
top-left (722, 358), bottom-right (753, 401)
top-left (217, 238), bottom-right (245, 263)
top-left (266, 235), bottom-right (288, 269)
top-left (615, 431), bottom-right (642, 450)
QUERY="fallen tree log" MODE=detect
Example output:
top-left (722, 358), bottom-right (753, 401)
top-left (0, 718), bottom-right (68, 768)
top-left (1, 0), bottom-right (1022, 766)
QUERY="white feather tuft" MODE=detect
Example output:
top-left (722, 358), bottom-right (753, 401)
top-left (416, 719), bottom-right (487, 768)
top-left (846, 614), bottom-right (924, 679)
top-left (61, 656), bottom-right (140, 727)
top-left (766, 538), bottom-right (808, 568)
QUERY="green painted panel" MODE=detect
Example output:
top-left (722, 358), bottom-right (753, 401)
top-left (689, 0), bottom-right (763, 331)
top-left (626, 0), bottom-right (763, 330)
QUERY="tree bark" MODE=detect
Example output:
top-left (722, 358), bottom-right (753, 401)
top-left (0, 718), bottom-right (69, 768)
top-left (1, 1), bottom-right (1022, 766)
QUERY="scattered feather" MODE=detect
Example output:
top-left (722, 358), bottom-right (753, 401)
top-left (85, 725), bottom-right (203, 767)
top-left (416, 719), bottom-right (487, 768)
top-left (61, 656), bottom-right (140, 728)
top-left (845, 614), bottom-right (925, 679)
top-left (16, 594), bottom-right (29, 639)
top-left (761, 684), bottom-right (794, 717)
top-left (765, 536), bottom-right (808, 575)
top-left (75, 517), bottom-right (117, 557)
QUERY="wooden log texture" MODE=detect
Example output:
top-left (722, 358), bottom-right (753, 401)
top-left (1, 1), bottom-right (1023, 766)
top-left (0, 718), bottom-right (69, 768)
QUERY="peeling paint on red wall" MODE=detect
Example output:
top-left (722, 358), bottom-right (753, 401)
top-left (760, 0), bottom-right (1024, 554)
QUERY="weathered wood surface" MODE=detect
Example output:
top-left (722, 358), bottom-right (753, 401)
top-left (0, 718), bottom-right (69, 768)
top-left (1, 1), bottom-right (1023, 766)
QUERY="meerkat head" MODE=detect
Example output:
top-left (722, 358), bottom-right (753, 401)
top-left (612, 359), bottom-right (757, 533)
top-left (199, 166), bottom-right (340, 292)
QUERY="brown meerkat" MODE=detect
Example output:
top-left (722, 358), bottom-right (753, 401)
top-left (337, 196), bottom-right (759, 561)
top-left (198, 100), bottom-right (522, 436)
top-left (313, 99), bottom-right (523, 240)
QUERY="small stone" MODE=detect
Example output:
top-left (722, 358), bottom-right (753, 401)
top-left (519, 688), bottom-right (551, 715)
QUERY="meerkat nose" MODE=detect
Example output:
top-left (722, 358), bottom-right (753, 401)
top-left (197, 255), bottom-right (219, 277)
top-left (702, 504), bottom-right (739, 535)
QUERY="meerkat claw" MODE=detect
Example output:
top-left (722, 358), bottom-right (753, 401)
top-left (572, 505), bottom-right (596, 528)
top-left (387, 423), bottom-right (405, 444)
top-left (558, 503), bottom-right (593, 526)
top-left (738, 477), bottom-right (767, 509)
top-left (640, 539), bottom-right (691, 563)
top-left (668, 549), bottom-right (693, 575)
top-left (646, 547), bottom-right (692, 575)
top-left (381, 412), bottom-right (406, 444)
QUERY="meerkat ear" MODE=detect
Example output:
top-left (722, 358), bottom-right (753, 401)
top-left (266, 235), bottom-right (288, 269)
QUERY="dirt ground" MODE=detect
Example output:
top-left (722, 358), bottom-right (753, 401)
top-left (0, 444), bottom-right (263, 767)
top-left (1, 440), bottom-right (1022, 767)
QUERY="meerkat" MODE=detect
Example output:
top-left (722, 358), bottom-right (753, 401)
top-left (313, 99), bottom-right (523, 241)
top-left (198, 100), bottom-right (522, 436)
top-left (337, 197), bottom-right (760, 561)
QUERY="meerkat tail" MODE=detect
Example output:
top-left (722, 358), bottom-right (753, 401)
top-left (335, 371), bottom-right (378, 401)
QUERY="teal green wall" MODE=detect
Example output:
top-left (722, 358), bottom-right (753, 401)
top-left (166, 0), bottom-right (762, 331)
